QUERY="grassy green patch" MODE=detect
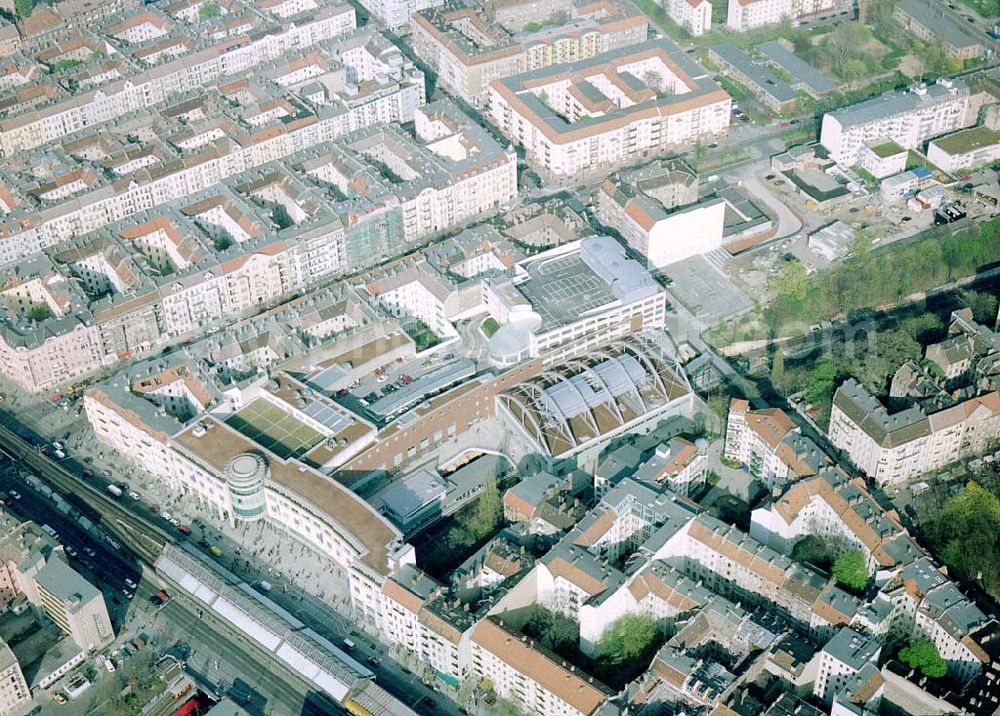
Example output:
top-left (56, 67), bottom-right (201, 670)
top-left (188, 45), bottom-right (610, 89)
top-left (870, 140), bottom-right (905, 158)
top-left (51, 59), bottom-right (81, 72)
top-left (481, 317), bottom-right (500, 338)
top-left (226, 398), bottom-right (323, 459)
top-left (405, 320), bottom-right (441, 351)
top-left (961, 0), bottom-right (1000, 17)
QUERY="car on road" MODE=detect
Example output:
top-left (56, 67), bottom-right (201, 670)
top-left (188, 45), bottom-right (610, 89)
top-left (161, 510), bottom-right (172, 521)
top-left (121, 589), bottom-right (133, 600)
top-left (125, 578), bottom-right (137, 590)
top-left (7, 490), bottom-right (19, 500)
top-left (178, 524), bottom-right (191, 535)
top-left (83, 546), bottom-right (96, 557)
top-left (128, 490), bottom-right (140, 500)
top-left (65, 546), bottom-right (77, 557)
top-left (148, 503), bottom-right (159, 513)
top-left (367, 656), bottom-right (380, 666)
top-left (81, 469), bottom-right (92, 478)
top-left (52, 441), bottom-right (63, 451)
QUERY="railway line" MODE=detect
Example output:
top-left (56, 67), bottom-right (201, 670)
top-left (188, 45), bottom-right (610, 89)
top-left (0, 420), bottom-right (170, 565)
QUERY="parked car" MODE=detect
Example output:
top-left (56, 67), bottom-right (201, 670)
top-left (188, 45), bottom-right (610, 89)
top-left (128, 491), bottom-right (140, 500)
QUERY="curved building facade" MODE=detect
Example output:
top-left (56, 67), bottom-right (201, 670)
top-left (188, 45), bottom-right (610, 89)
top-left (225, 452), bottom-right (268, 522)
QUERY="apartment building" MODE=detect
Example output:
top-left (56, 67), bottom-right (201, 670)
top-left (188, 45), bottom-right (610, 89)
top-left (360, 0), bottom-right (443, 31)
top-left (84, 358), bottom-right (414, 625)
top-left (882, 558), bottom-right (991, 683)
top-left (750, 470), bottom-right (917, 573)
top-left (0, 97), bottom-right (516, 392)
top-left (471, 617), bottom-right (614, 716)
top-left (596, 161), bottom-right (726, 268)
top-left (894, 0), bottom-right (983, 61)
top-left (376, 563), bottom-right (514, 684)
top-left (0, 516), bottom-right (59, 611)
top-left (31, 556), bottom-right (114, 652)
top-left (631, 437), bottom-right (707, 497)
top-left (410, 2), bottom-right (647, 105)
top-left (489, 39), bottom-right (731, 177)
top-left (828, 378), bottom-right (1000, 485)
top-left (664, 0), bottom-right (712, 36)
top-left (657, 512), bottom-right (836, 632)
top-left (0, 3), bottom-right (358, 157)
top-left (724, 399), bottom-right (828, 489)
top-left (710, 43), bottom-right (799, 114)
top-left (814, 627), bottom-right (881, 704)
top-left (927, 125), bottom-right (1000, 173)
top-left (0, 27), bottom-right (423, 268)
top-left (820, 79), bottom-right (971, 167)
top-left (0, 642), bottom-right (29, 716)
top-left (726, 0), bottom-right (837, 31)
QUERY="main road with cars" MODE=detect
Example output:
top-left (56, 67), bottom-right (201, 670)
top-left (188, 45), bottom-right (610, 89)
top-left (0, 412), bottom-right (466, 716)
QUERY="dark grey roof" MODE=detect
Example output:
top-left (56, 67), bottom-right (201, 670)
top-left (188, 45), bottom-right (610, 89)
top-left (757, 41), bottom-right (836, 94)
top-left (897, 0), bottom-right (983, 50)
top-left (711, 43), bottom-right (796, 104)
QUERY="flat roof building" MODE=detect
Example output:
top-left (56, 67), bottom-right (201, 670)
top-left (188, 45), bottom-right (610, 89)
top-left (489, 39), bottom-right (731, 177)
top-left (484, 235), bottom-right (666, 367)
top-left (820, 79), bottom-right (970, 166)
top-left (32, 556), bottom-right (114, 652)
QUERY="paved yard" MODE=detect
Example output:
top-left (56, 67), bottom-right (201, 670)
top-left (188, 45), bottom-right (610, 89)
top-left (663, 256), bottom-right (753, 324)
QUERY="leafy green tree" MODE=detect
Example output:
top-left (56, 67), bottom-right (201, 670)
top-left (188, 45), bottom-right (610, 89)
top-left (770, 261), bottom-right (808, 303)
top-left (199, 1), bottom-right (221, 18)
top-left (597, 615), bottom-right (661, 666)
top-left (790, 535), bottom-right (840, 571)
top-left (524, 608), bottom-right (579, 656)
top-left (857, 329), bottom-right (921, 392)
top-left (960, 289), bottom-right (999, 326)
top-left (13, 0), bottom-right (34, 18)
top-left (929, 482), bottom-right (1000, 598)
top-left (807, 356), bottom-right (841, 405)
top-left (271, 204), bottom-right (293, 229)
top-left (832, 549), bottom-right (869, 593)
top-left (471, 474), bottom-right (501, 536)
top-left (899, 640), bottom-right (947, 678)
top-left (771, 350), bottom-right (786, 393)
